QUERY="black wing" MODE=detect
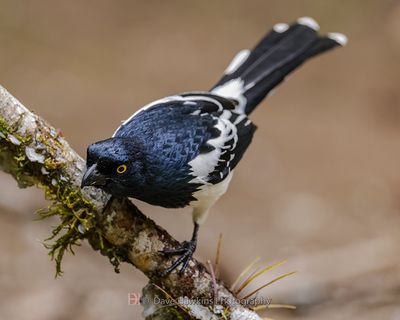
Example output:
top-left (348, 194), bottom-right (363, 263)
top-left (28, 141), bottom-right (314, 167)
top-left (113, 92), bottom-right (257, 184)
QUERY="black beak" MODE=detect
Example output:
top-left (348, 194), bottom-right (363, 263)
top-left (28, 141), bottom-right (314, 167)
top-left (81, 163), bottom-right (107, 188)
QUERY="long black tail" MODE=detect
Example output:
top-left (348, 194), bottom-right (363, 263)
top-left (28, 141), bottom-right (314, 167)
top-left (211, 17), bottom-right (347, 115)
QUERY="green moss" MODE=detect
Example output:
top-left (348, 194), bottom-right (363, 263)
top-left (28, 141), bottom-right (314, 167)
top-left (0, 115), bottom-right (122, 276)
top-left (0, 117), bottom-right (12, 135)
top-left (36, 184), bottom-right (97, 276)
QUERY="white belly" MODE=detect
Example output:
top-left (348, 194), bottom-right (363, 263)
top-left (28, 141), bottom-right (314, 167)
top-left (189, 171), bottom-right (233, 224)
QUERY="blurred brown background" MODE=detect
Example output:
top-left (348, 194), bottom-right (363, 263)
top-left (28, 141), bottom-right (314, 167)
top-left (1, 0), bottom-right (400, 319)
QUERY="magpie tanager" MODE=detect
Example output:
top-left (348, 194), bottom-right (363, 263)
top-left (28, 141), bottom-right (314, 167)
top-left (81, 17), bottom-right (347, 275)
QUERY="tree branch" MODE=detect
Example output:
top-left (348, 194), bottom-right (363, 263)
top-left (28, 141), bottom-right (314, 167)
top-left (0, 85), bottom-right (261, 320)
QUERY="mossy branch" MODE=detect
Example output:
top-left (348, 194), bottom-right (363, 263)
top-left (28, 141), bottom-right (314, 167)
top-left (0, 85), bottom-right (261, 320)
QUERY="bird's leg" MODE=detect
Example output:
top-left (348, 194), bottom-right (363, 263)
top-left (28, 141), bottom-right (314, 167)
top-left (160, 222), bottom-right (199, 276)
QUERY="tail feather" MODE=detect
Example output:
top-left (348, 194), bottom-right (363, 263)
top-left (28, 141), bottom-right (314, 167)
top-left (211, 17), bottom-right (347, 115)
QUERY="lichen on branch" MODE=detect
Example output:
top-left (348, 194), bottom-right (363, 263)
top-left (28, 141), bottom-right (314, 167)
top-left (0, 103), bottom-right (97, 275)
top-left (0, 85), bottom-right (262, 320)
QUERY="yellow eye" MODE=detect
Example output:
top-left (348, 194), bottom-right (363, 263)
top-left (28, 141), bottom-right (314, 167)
top-left (116, 164), bottom-right (127, 174)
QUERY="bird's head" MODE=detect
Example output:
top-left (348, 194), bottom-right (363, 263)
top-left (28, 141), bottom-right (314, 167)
top-left (81, 137), bottom-right (146, 197)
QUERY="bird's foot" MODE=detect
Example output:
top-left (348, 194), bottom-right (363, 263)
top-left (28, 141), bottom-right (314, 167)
top-left (160, 240), bottom-right (197, 276)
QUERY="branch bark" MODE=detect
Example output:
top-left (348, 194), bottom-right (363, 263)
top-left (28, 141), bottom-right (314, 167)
top-left (0, 85), bottom-right (261, 320)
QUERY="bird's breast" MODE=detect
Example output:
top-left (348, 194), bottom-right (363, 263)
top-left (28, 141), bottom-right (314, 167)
top-left (189, 171), bottom-right (233, 213)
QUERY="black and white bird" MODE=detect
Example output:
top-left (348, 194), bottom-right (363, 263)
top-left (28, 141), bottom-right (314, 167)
top-left (81, 17), bottom-right (347, 275)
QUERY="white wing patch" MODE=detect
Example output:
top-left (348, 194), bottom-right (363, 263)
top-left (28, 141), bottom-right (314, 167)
top-left (188, 110), bottom-right (240, 182)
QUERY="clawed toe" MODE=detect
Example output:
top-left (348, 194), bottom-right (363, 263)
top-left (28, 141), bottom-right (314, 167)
top-left (160, 242), bottom-right (190, 256)
top-left (160, 241), bottom-right (196, 276)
